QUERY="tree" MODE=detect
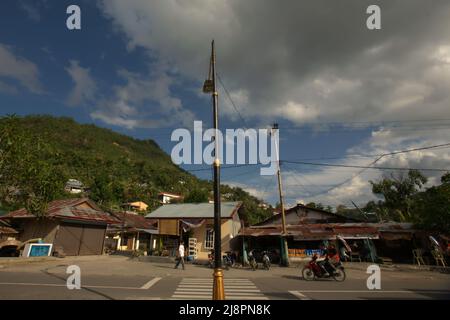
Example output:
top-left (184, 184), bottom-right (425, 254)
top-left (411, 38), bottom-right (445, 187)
top-left (184, 189), bottom-right (209, 203)
top-left (305, 202), bottom-right (325, 210)
top-left (370, 170), bottom-right (427, 221)
top-left (411, 173), bottom-right (450, 233)
top-left (0, 115), bottom-right (65, 216)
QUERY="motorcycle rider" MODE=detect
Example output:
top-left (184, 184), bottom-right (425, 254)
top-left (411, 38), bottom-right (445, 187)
top-left (318, 244), bottom-right (339, 276)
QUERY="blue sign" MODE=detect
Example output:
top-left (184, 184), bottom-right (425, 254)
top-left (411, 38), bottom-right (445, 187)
top-left (29, 244), bottom-right (52, 257)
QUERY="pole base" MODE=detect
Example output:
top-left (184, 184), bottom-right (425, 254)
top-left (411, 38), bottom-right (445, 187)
top-left (212, 268), bottom-right (225, 300)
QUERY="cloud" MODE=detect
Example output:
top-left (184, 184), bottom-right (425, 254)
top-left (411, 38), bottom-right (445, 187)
top-left (97, 1), bottom-right (450, 205)
top-left (90, 68), bottom-right (195, 129)
top-left (0, 44), bottom-right (43, 94)
top-left (98, 0), bottom-right (450, 126)
top-left (280, 127), bottom-right (450, 208)
top-left (65, 60), bottom-right (98, 106)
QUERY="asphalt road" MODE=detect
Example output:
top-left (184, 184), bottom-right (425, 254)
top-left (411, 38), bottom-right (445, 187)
top-left (0, 256), bottom-right (449, 300)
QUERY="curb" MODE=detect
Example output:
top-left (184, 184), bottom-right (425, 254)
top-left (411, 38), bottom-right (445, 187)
top-left (0, 256), bottom-right (61, 265)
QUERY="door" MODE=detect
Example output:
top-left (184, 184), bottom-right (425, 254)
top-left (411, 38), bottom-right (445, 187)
top-left (54, 222), bottom-right (106, 256)
top-left (54, 223), bottom-right (83, 256)
top-left (78, 225), bottom-right (105, 255)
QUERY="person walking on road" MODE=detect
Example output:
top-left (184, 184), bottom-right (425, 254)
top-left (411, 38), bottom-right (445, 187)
top-left (174, 241), bottom-right (185, 270)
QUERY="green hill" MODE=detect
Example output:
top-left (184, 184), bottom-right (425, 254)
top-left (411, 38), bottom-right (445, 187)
top-left (0, 115), bottom-right (271, 224)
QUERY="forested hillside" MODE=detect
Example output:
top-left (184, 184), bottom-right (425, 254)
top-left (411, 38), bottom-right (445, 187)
top-left (0, 115), bottom-right (272, 225)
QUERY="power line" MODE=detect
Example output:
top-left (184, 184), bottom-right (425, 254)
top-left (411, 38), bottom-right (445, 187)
top-left (217, 73), bottom-right (250, 129)
top-left (283, 160), bottom-right (449, 172)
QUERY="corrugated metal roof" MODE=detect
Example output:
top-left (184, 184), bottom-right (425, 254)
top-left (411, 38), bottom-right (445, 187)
top-left (145, 202), bottom-right (241, 219)
top-left (0, 226), bottom-right (18, 234)
top-left (0, 198), bottom-right (120, 224)
top-left (240, 223), bottom-right (379, 239)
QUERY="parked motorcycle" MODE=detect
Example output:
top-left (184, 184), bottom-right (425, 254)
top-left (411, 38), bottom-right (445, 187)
top-left (222, 251), bottom-right (235, 270)
top-left (208, 251), bottom-right (214, 268)
top-left (302, 254), bottom-right (346, 281)
top-left (262, 251), bottom-right (271, 270)
top-left (248, 250), bottom-right (258, 271)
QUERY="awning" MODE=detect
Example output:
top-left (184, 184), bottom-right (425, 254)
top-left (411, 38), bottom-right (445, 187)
top-left (180, 219), bottom-right (205, 232)
top-left (136, 228), bottom-right (159, 235)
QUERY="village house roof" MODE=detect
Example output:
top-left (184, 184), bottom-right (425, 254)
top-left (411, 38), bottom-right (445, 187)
top-left (109, 211), bottom-right (157, 232)
top-left (145, 202), bottom-right (242, 219)
top-left (0, 198), bottom-right (120, 225)
top-left (239, 222), bottom-right (418, 240)
top-left (240, 223), bottom-right (379, 240)
top-left (254, 203), bottom-right (365, 226)
top-left (158, 192), bottom-right (183, 198)
top-left (0, 226), bottom-right (18, 235)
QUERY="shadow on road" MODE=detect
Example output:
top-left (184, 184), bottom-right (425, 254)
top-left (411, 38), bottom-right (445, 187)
top-left (40, 266), bottom-right (115, 300)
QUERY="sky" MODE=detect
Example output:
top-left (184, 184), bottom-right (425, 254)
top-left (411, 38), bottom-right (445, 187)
top-left (1, 0), bottom-right (450, 209)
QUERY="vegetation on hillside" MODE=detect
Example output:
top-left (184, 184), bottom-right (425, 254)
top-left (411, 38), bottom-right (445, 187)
top-left (0, 115), bottom-right (272, 224)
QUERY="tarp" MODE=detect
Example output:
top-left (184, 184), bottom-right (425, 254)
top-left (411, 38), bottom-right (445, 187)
top-left (180, 219), bottom-right (205, 232)
top-left (337, 235), bottom-right (352, 252)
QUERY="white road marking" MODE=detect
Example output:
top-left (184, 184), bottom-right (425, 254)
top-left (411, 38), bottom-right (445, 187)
top-left (0, 282), bottom-right (152, 290)
top-left (171, 278), bottom-right (268, 300)
top-left (289, 291), bottom-right (312, 300)
top-left (140, 277), bottom-right (162, 289)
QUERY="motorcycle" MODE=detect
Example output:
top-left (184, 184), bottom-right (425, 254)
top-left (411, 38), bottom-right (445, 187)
top-left (302, 254), bottom-right (346, 281)
top-left (222, 252), bottom-right (235, 270)
top-left (248, 251), bottom-right (258, 271)
top-left (262, 251), bottom-right (271, 270)
top-left (208, 252), bottom-right (214, 269)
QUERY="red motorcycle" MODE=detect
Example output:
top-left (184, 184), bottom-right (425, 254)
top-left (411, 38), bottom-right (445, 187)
top-left (302, 254), bottom-right (346, 282)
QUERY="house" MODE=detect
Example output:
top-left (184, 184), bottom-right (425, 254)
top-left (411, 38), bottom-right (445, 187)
top-left (105, 211), bottom-right (158, 253)
top-left (0, 198), bottom-right (120, 256)
top-left (254, 203), bottom-right (363, 226)
top-left (237, 223), bottom-right (380, 263)
top-left (121, 201), bottom-right (149, 212)
top-left (65, 179), bottom-right (85, 194)
top-left (145, 202), bottom-right (242, 260)
top-left (158, 192), bottom-right (183, 204)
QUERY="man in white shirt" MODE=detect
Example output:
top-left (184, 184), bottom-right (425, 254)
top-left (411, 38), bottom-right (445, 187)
top-left (174, 241), bottom-right (185, 270)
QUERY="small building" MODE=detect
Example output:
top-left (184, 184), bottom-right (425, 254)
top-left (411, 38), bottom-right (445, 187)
top-left (65, 179), bottom-right (85, 194)
top-left (254, 203), bottom-right (363, 226)
top-left (0, 198), bottom-right (120, 256)
top-left (237, 223), bottom-right (380, 263)
top-left (158, 192), bottom-right (183, 204)
top-left (145, 202), bottom-right (242, 260)
top-left (121, 201), bottom-right (149, 212)
top-left (106, 211), bottom-right (158, 253)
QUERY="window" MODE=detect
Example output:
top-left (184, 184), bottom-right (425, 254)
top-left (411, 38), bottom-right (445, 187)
top-left (205, 228), bottom-right (214, 249)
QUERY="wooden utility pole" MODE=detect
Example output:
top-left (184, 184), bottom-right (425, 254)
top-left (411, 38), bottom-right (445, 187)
top-left (272, 124), bottom-right (289, 266)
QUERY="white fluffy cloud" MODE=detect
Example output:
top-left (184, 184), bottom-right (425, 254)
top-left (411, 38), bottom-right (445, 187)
top-left (0, 44), bottom-right (42, 94)
top-left (98, 0), bottom-right (450, 126)
top-left (66, 60), bottom-right (98, 106)
top-left (91, 68), bottom-right (195, 129)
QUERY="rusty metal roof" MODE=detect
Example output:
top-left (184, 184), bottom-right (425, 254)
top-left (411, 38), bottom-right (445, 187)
top-left (240, 223), bottom-right (380, 239)
top-left (0, 226), bottom-right (18, 234)
top-left (0, 198), bottom-right (120, 224)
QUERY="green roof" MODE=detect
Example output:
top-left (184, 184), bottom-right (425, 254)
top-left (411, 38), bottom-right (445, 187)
top-left (145, 202), bottom-right (241, 219)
